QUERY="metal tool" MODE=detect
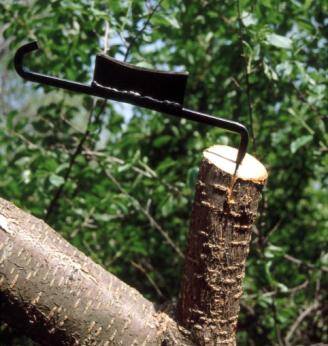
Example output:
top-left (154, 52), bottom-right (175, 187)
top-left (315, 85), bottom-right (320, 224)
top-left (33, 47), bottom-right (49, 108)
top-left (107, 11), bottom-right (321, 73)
top-left (14, 41), bottom-right (249, 173)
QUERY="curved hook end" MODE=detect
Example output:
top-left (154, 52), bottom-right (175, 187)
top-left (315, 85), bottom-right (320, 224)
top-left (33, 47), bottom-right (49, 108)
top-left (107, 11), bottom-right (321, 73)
top-left (14, 41), bottom-right (40, 79)
top-left (234, 124), bottom-right (249, 175)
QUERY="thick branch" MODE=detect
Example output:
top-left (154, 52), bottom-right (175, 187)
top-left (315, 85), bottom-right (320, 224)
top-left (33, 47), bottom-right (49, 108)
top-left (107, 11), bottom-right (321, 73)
top-left (0, 198), bottom-right (189, 345)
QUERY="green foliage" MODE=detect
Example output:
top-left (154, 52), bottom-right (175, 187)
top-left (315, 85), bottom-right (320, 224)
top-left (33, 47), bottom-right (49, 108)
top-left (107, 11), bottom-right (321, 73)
top-left (0, 0), bottom-right (327, 345)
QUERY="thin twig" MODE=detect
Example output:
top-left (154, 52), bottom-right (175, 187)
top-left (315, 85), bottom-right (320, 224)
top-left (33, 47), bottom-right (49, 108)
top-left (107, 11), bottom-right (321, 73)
top-left (284, 254), bottom-right (328, 273)
top-left (9, 130), bottom-right (43, 152)
top-left (83, 148), bottom-right (182, 195)
top-left (131, 260), bottom-right (165, 298)
top-left (123, 0), bottom-right (164, 61)
top-left (257, 280), bottom-right (309, 299)
top-left (271, 297), bottom-right (285, 346)
top-left (103, 20), bottom-right (110, 54)
top-left (285, 301), bottom-right (319, 345)
top-left (45, 100), bottom-right (107, 220)
top-left (262, 219), bottom-right (282, 245)
top-left (105, 169), bottom-right (184, 258)
top-left (236, 0), bottom-right (256, 149)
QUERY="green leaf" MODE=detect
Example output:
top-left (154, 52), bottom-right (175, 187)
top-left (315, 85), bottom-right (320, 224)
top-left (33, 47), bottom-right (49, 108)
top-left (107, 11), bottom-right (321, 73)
top-left (276, 282), bottom-right (288, 293)
top-left (264, 244), bottom-right (285, 259)
top-left (21, 169), bottom-right (31, 184)
top-left (15, 156), bottom-right (31, 166)
top-left (266, 33), bottom-right (292, 49)
top-left (241, 12), bottom-right (257, 27)
top-left (264, 261), bottom-right (275, 285)
top-left (153, 135), bottom-right (172, 148)
top-left (263, 62), bottom-right (278, 81)
top-left (290, 135), bottom-right (313, 153)
top-left (165, 16), bottom-right (180, 29)
top-left (161, 196), bottom-right (174, 217)
top-left (320, 253), bottom-right (328, 266)
top-left (49, 174), bottom-right (65, 187)
top-left (187, 167), bottom-right (199, 189)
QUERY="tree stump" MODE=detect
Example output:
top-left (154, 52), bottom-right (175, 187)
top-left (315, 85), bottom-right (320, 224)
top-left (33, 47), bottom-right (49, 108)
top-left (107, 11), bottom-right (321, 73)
top-left (178, 145), bottom-right (268, 346)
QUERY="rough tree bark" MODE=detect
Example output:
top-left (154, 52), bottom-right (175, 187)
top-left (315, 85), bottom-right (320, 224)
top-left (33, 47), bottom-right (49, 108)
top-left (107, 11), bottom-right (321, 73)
top-left (178, 145), bottom-right (267, 345)
top-left (0, 198), bottom-right (189, 346)
top-left (0, 145), bottom-right (267, 345)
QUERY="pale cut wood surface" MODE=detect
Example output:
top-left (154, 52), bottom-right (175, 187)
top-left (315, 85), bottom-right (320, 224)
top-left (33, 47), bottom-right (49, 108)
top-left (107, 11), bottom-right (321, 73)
top-left (204, 145), bottom-right (268, 182)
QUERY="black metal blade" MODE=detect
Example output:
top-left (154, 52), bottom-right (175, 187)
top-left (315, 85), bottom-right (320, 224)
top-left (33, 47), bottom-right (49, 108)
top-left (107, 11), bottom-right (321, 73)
top-left (93, 54), bottom-right (188, 106)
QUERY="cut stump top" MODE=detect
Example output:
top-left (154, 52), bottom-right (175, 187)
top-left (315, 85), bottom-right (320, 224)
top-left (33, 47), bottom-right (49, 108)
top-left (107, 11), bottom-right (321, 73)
top-left (204, 145), bottom-right (268, 183)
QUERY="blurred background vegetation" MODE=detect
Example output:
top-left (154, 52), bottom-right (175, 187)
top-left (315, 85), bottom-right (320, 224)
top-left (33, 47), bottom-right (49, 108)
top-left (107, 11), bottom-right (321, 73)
top-left (0, 0), bottom-right (327, 345)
